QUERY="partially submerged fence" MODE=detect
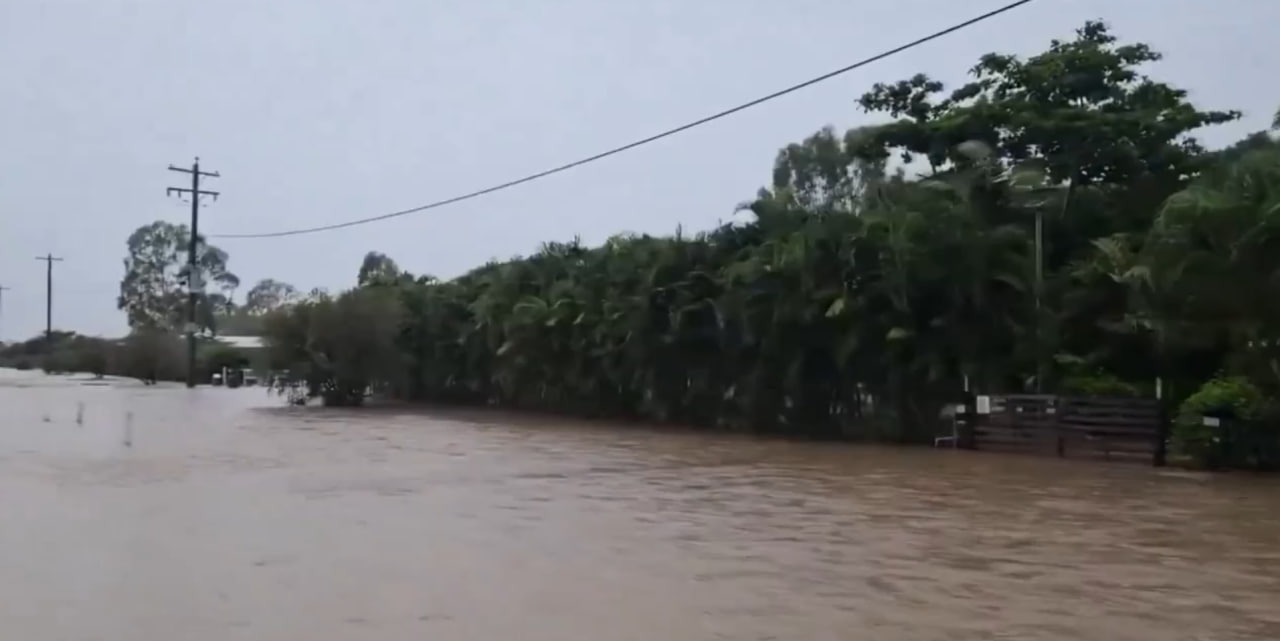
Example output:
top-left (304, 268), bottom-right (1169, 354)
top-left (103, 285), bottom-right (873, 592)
top-left (959, 394), bottom-right (1168, 465)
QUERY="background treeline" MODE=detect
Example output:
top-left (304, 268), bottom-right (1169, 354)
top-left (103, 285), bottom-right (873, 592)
top-left (1, 229), bottom-right (302, 380)
top-left (0, 331), bottom-right (252, 383)
top-left (261, 22), bottom-right (1280, 468)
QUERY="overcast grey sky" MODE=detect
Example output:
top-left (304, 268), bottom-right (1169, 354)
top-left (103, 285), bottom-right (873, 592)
top-left (1, 0), bottom-right (1275, 340)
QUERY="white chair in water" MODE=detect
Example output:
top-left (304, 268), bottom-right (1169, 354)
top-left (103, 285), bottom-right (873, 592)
top-left (934, 403), bottom-right (962, 448)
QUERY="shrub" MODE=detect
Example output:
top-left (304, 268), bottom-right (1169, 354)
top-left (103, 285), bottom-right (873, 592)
top-left (111, 331), bottom-right (186, 382)
top-left (72, 343), bottom-right (109, 377)
top-left (1173, 376), bottom-right (1265, 468)
top-left (262, 286), bottom-right (402, 406)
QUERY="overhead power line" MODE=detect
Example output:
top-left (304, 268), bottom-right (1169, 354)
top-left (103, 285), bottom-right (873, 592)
top-left (212, 0), bottom-right (1038, 240)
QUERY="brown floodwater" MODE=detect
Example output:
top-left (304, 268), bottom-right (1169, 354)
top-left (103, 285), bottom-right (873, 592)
top-left (2, 369), bottom-right (1279, 641)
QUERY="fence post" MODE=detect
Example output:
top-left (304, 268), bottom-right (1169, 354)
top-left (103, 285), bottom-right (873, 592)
top-left (123, 411), bottom-right (134, 448)
top-left (1152, 399), bottom-right (1169, 467)
top-left (1054, 396), bottom-right (1065, 458)
top-left (957, 391), bottom-right (977, 449)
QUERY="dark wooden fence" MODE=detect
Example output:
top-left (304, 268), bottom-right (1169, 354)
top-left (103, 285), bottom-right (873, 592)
top-left (967, 394), bottom-right (1167, 464)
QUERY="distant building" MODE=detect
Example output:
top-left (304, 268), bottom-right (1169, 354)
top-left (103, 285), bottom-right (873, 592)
top-left (216, 335), bottom-right (265, 350)
top-left (212, 335), bottom-right (270, 378)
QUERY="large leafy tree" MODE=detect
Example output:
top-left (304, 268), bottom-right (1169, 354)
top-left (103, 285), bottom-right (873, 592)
top-left (357, 251), bottom-right (410, 287)
top-left (204, 278), bottom-right (301, 337)
top-left (846, 20), bottom-right (1239, 389)
top-left (118, 221), bottom-right (240, 334)
top-left (852, 21), bottom-right (1238, 182)
top-left (242, 278), bottom-right (299, 314)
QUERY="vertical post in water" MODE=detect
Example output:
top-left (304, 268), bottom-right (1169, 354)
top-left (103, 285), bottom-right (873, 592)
top-left (75, 401), bottom-right (84, 426)
top-left (123, 411), bottom-right (134, 447)
top-left (167, 158), bottom-right (221, 388)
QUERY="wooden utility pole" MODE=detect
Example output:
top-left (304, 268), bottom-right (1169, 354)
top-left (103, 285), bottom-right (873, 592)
top-left (34, 254), bottom-right (63, 340)
top-left (167, 157), bottom-right (220, 388)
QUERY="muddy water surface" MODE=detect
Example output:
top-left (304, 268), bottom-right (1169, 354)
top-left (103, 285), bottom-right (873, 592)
top-left (2, 369), bottom-right (1278, 640)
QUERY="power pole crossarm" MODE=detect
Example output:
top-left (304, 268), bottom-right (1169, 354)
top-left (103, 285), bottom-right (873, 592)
top-left (167, 157), bottom-right (220, 388)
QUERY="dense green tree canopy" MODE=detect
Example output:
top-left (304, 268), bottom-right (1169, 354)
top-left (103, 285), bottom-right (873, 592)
top-left (255, 22), bottom-right (1279, 455)
top-left (242, 278), bottom-right (299, 314)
